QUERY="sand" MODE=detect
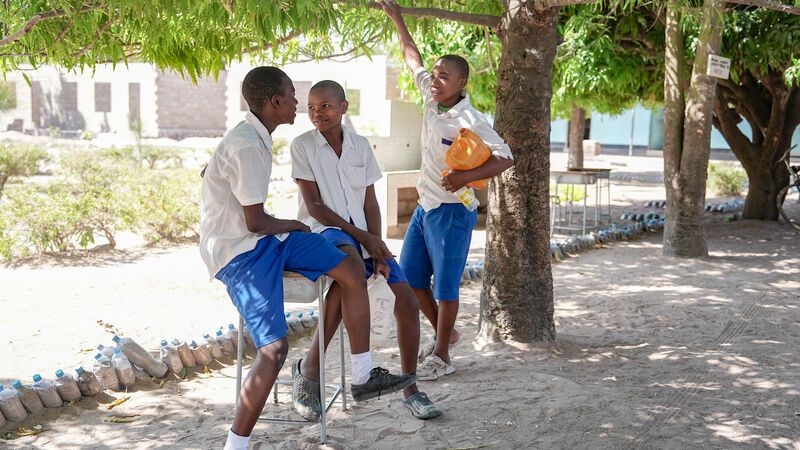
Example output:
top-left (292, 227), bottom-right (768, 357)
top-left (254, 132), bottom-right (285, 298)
top-left (1, 153), bottom-right (799, 449)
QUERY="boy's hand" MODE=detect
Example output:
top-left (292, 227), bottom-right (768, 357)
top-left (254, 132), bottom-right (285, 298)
top-left (360, 233), bottom-right (394, 264)
top-left (374, 260), bottom-right (392, 279)
top-left (442, 170), bottom-right (470, 192)
top-left (380, 0), bottom-right (402, 20)
top-left (286, 219), bottom-right (311, 233)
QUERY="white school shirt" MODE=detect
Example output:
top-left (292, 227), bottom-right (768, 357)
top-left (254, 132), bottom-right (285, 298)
top-left (290, 126), bottom-right (382, 258)
top-left (413, 67), bottom-right (513, 212)
top-left (199, 112), bottom-right (286, 279)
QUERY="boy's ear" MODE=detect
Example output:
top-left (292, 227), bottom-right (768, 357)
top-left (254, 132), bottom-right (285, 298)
top-left (341, 100), bottom-right (349, 115)
top-left (269, 94), bottom-right (281, 109)
top-left (458, 78), bottom-right (467, 90)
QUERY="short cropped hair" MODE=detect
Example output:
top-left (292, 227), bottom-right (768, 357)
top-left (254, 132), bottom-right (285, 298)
top-left (242, 66), bottom-right (289, 112)
top-left (438, 54), bottom-right (470, 80)
top-left (309, 80), bottom-right (346, 102)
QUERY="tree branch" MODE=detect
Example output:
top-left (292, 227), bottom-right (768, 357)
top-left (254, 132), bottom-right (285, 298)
top-left (335, 1), bottom-right (502, 29)
top-left (74, 17), bottom-right (114, 58)
top-left (0, 4), bottom-right (100, 47)
top-left (245, 30), bottom-right (302, 54)
top-left (713, 91), bottom-right (757, 169)
top-left (724, 0), bottom-right (800, 16)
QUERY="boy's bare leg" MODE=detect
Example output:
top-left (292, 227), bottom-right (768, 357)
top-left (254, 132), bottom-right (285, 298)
top-left (325, 250), bottom-right (370, 354)
top-left (231, 338), bottom-right (289, 437)
top-left (414, 287), bottom-right (460, 345)
top-left (390, 282), bottom-right (421, 397)
top-left (300, 282), bottom-right (343, 380)
top-left (433, 300), bottom-right (459, 365)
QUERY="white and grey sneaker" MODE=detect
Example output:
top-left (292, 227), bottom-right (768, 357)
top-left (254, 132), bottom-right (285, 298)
top-left (418, 337), bottom-right (436, 364)
top-left (417, 354), bottom-right (455, 381)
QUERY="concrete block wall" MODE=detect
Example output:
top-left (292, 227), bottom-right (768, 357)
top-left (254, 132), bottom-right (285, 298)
top-left (156, 70), bottom-right (228, 139)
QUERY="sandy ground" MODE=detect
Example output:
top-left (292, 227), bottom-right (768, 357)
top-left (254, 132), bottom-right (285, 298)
top-left (1, 153), bottom-right (799, 449)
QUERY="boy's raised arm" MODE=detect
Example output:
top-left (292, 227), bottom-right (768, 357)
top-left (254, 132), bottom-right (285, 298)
top-left (381, 0), bottom-right (423, 72)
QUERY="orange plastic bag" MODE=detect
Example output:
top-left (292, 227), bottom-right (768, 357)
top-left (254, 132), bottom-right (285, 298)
top-left (442, 128), bottom-right (492, 189)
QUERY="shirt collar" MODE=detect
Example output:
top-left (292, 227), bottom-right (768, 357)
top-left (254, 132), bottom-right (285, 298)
top-left (312, 125), bottom-right (351, 151)
top-left (434, 93), bottom-right (471, 116)
top-left (245, 111), bottom-right (273, 149)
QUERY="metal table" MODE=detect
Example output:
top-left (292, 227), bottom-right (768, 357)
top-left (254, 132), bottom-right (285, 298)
top-left (551, 168), bottom-right (612, 236)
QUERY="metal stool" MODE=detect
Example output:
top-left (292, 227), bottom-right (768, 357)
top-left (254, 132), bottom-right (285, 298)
top-left (234, 272), bottom-right (347, 444)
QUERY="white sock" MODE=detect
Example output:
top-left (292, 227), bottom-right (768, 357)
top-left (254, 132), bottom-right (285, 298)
top-left (223, 429), bottom-right (250, 450)
top-left (351, 351), bottom-right (373, 385)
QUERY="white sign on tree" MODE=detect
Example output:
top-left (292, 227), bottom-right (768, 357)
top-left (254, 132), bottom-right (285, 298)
top-left (707, 55), bottom-right (731, 79)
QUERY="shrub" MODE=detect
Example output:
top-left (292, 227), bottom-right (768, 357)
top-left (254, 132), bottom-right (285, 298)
top-left (140, 146), bottom-right (185, 169)
top-left (550, 182), bottom-right (587, 203)
top-left (272, 138), bottom-right (288, 157)
top-left (708, 163), bottom-right (747, 197)
top-left (128, 168), bottom-right (200, 244)
top-left (0, 144), bottom-right (49, 198)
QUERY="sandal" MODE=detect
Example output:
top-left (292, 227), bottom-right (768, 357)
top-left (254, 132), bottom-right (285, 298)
top-left (402, 391), bottom-right (442, 420)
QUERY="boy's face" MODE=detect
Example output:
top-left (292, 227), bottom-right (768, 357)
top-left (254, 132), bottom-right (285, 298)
top-left (430, 59), bottom-right (467, 103)
top-left (308, 88), bottom-right (348, 134)
top-left (271, 77), bottom-right (298, 125)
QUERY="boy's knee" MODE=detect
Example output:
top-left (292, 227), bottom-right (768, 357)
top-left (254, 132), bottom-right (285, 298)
top-left (394, 288), bottom-right (420, 315)
top-left (259, 337), bottom-right (289, 365)
top-left (337, 254), bottom-right (367, 287)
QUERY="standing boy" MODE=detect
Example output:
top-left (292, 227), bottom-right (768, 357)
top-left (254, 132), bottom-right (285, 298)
top-left (200, 67), bottom-right (413, 450)
top-left (382, 1), bottom-right (515, 381)
top-left (290, 80), bottom-right (441, 420)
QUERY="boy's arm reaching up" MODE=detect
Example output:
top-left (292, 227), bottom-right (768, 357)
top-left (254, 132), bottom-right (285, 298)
top-left (382, 0), bottom-right (423, 72)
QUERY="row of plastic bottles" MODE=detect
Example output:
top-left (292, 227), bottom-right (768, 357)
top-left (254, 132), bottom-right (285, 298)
top-left (285, 311), bottom-right (318, 336)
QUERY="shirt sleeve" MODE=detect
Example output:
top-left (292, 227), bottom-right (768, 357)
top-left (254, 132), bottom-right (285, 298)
top-left (222, 146), bottom-right (271, 206)
top-left (472, 115), bottom-right (513, 160)
top-left (413, 67), bottom-right (433, 104)
top-left (290, 137), bottom-right (316, 182)
top-left (363, 138), bottom-right (383, 187)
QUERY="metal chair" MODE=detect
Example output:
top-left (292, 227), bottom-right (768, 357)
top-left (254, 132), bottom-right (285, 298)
top-left (235, 272), bottom-right (347, 444)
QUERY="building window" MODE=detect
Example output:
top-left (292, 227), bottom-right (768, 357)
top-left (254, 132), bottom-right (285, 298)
top-left (346, 88), bottom-right (361, 116)
top-left (94, 82), bottom-right (111, 112)
top-left (61, 82), bottom-right (78, 111)
top-left (129, 83), bottom-right (141, 128)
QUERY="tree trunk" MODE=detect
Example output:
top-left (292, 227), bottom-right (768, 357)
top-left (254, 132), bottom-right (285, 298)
top-left (741, 160), bottom-right (786, 219)
top-left (662, 0), bottom-right (723, 258)
top-left (568, 103), bottom-right (585, 169)
top-left (479, 1), bottom-right (557, 342)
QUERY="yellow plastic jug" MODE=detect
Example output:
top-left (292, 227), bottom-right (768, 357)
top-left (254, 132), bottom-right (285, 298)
top-left (443, 128), bottom-right (492, 189)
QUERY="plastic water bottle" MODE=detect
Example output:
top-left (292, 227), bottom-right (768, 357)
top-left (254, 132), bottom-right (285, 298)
top-left (113, 335), bottom-right (168, 378)
top-left (298, 312), bottom-right (317, 330)
top-left (172, 338), bottom-right (196, 368)
top-left (0, 405), bottom-right (5, 428)
top-left (0, 384), bottom-right (28, 422)
top-left (242, 326), bottom-right (256, 352)
top-left (54, 369), bottom-right (82, 403)
top-left (203, 333), bottom-right (223, 359)
top-left (93, 353), bottom-right (121, 391)
top-left (284, 312), bottom-right (296, 337)
top-left (286, 313), bottom-right (304, 334)
top-left (97, 343), bottom-right (115, 358)
top-left (216, 329), bottom-right (234, 356)
top-left (12, 380), bottom-right (44, 414)
top-left (32, 374), bottom-right (62, 408)
top-left (226, 324), bottom-right (239, 353)
top-left (304, 310), bottom-right (319, 328)
top-left (160, 340), bottom-right (184, 374)
top-left (112, 348), bottom-right (136, 389)
top-left (190, 340), bottom-right (212, 367)
top-left (76, 366), bottom-right (102, 397)
top-left (454, 186), bottom-right (478, 211)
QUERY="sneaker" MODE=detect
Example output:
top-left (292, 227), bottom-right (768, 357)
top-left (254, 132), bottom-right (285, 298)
top-left (402, 391), bottom-right (442, 420)
top-left (418, 337), bottom-right (435, 364)
top-left (417, 354), bottom-right (455, 381)
top-left (351, 367), bottom-right (416, 402)
top-left (291, 359), bottom-right (321, 422)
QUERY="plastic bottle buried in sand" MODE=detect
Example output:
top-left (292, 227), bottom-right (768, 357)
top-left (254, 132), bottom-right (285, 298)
top-left (172, 338), bottom-right (196, 368)
top-left (0, 406), bottom-right (5, 429)
top-left (242, 326), bottom-right (256, 352)
top-left (93, 353), bottom-right (121, 391)
top-left (190, 340), bottom-right (213, 367)
top-left (160, 340), bottom-right (184, 374)
top-left (75, 367), bottom-right (102, 397)
top-left (226, 323), bottom-right (239, 352)
top-left (12, 380), bottom-right (43, 415)
top-left (97, 343), bottom-right (115, 359)
top-left (300, 311), bottom-right (318, 329)
top-left (112, 348), bottom-right (136, 388)
top-left (32, 374), bottom-right (62, 408)
top-left (0, 384), bottom-right (28, 422)
top-left (54, 369), bottom-right (82, 403)
top-left (203, 333), bottom-right (223, 359)
top-left (113, 335), bottom-right (168, 378)
top-left (216, 329), bottom-right (234, 356)
top-left (286, 312), bottom-right (304, 335)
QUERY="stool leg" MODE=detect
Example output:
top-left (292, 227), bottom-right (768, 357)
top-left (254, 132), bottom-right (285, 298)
top-left (317, 278), bottom-right (327, 444)
top-left (236, 315), bottom-right (245, 407)
top-left (339, 323), bottom-right (347, 411)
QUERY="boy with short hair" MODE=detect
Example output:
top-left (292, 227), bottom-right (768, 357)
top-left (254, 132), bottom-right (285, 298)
top-left (200, 67), bottom-right (413, 450)
top-left (382, 0), bottom-right (515, 381)
top-left (290, 80), bottom-right (440, 420)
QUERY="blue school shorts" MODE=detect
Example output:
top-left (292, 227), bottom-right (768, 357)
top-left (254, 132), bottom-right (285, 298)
top-left (215, 232), bottom-right (346, 348)
top-left (399, 203), bottom-right (477, 301)
top-left (320, 228), bottom-right (408, 284)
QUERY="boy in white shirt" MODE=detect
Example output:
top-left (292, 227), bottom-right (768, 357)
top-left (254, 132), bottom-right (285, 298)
top-left (383, 0), bottom-right (515, 381)
top-left (200, 67), bottom-right (414, 450)
top-left (290, 80), bottom-right (441, 420)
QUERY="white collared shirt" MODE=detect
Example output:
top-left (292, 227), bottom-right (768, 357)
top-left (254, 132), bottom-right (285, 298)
top-left (199, 111), bottom-right (287, 279)
top-left (291, 126), bottom-right (382, 258)
top-left (413, 67), bottom-right (513, 211)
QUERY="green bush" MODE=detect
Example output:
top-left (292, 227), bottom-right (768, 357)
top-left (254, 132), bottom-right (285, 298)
top-left (128, 168), bottom-right (200, 244)
top-left (140, 146), bottom-right (185, 169)
top-left (708, 163), bottom-right (747, 197)
top-left (550, 182), bottom-right (587, 203)
top-left (0, 144), bottom-right (49, 198)
top-left (272, 138), bottom-right (288, 157)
